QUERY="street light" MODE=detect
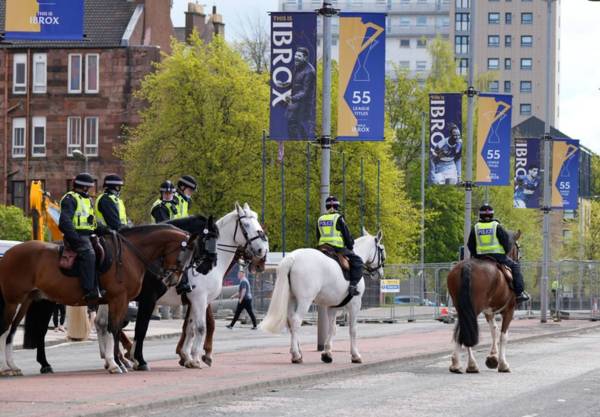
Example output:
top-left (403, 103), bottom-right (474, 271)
top-left (71, 149), bottom-right (89, 173)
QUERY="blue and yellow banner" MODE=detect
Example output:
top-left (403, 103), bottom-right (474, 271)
top-left (337, 13), bottom-right (386, 141)
top-left (429, 93), bottom-right (463, 185)
top-left (475, 93), bottom-right (512, 185)
top-left (513, 138), bottom-right (541, 209)
top-left (4, 0), bottom-right (84, 40)
top-left (269, 12), bottom-right (317, 141)
top-left (551, 139), bottom-right (579, 210)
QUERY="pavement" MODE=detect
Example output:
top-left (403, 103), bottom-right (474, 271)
top-left (2, 313), bottom-right (600, 417)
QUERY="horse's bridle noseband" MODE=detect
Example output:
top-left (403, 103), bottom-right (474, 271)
top-left (364, 238), bottom-right (385, 278)
top-left (217, 212), bottom-right (267, 259)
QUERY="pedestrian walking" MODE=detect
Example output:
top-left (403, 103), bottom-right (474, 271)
top-left (52, 304), bottom-right (66, 332)
top-left (226, 268), bottom-right (257, 329)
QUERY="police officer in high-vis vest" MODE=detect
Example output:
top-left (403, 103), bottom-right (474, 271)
top-left (317, 196), bottom-right (363, 296)
top-left (151, 180), bottom-right (178, 223)
top-left (467, 204), bottom-right (530, 303)
top-left (173, 175), bottom-right (197, 219)
top-left (95, 174), bottom-right (128, 231)
top-left (59, 173), bottom-right (103, 302)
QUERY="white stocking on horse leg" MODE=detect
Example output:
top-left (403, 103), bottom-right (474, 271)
top-left (498, 331), bottom-right (510, 372)
top-left (348, 301), bottom-right (362, 363)
top-left (180, 314), bottom-right (196, 368)
top-left (0, 330), bottom-right (13, 376)
top-left (321, 309), bottom-right (337, 364)
top-left (190, 305), bottom-right (206, 368)
top-left (289, 300), bottom-right (310, 364)
top-left (485, 315), bottom-right (499, 369)
top-left (449, 342), bottom-right (463, 373)
top-left (466, 347), bottom-right (479, 373)
top-left (103, 335), bottom-right (121, 373)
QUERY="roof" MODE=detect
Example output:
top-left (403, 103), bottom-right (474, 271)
top-left (512, 115), bottom-right (572, 140)
top-left (0, 0), bottom-right (138, 48)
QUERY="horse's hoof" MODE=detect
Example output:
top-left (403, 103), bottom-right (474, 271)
top-left (291, 356), bottom-right (303, 364)
top-left (0, 369), bottom-right (13, 377)
top-left (178, 358), bottom-right (186, 367)
top-left (133, 363), bottom-right (150, 372)
top-left (498, 365), bottom-right (511, 373)
top-left (201, 355), bottom-right (213, 367)
top-left (121, 358), bottom-right (133, 370)
top-left (119, 365), bottom-right (128, 374)
top-left (9, 369), bottom-right (23, 376)
top-left (449, 366), bottom-right (463, 374)
top-left (351, 357), bottom-right (363, 364)
top-left (104, 363), bottom-right (109, 370)
top-left (466, 366), bottom-right (480, 374)
top-left (485, 356), bottom-right (499, 369)
top-left (184, 360), bottom-right (197, 369)
top-left (108, 366), bottom-right (123, 374)
top-left (321, 353), bottom-right (333, 364)
top-left (40, 366), bottom-right (54, 374)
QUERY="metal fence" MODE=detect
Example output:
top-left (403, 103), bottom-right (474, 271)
top-left (212, 260), bottom-right (600, 323)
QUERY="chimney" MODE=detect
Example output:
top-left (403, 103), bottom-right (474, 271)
top-left (185, 2), bottom-right (207, 43)
top-left (209, 5), bottom-right (225, 38)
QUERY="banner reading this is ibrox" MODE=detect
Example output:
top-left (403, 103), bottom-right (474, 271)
top-left (429, 93), bottom-right (462, 185)
top-left (4, 0), bottom-right (84, 40)
top-left (269, 12), bottom-right (317, 141)
top-left (513, 138), bottom-right (541, 209)
top-left (475, 93), bottom-right (512, 185)
top-left (551, 139), bottom-right (580, 210)
top-left (337, 13), bottom-right (386, 141)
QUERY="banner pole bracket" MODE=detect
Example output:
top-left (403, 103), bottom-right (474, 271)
top-left (464, 86), bottom-right (478, 98)
top-left (317, 2), bottom-right (340, 16)
top-left (540, 205), bottom-right (552, 213)
top-left (319, 135), bottom-right (332, 149)
top-left (542, 132), bottom-right (553, 141)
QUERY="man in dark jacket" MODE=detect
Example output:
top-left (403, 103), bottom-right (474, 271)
top-left (316, 196), bottom-right (363, 296)
top-left (59, 173), bottom-right (103, 302)
top-left (467, 204), bottom-right (530, 303)
top-left (285, 46), bottom-right (316, 139)
top-left (95, 174), bottom-right (128, 231)
top-left (150, 180), bottom-right (178, 223)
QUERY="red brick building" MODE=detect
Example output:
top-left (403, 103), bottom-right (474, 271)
top-left (0, 0), bottom-right (224, 209)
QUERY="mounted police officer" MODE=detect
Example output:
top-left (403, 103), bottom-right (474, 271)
top-left (59, 173), bottom-right (103, 302)
top-left (317, 196), bottom-right (363, 296)
top-left (95, 174), bottom-right (128, 231)
top-left (467, 204), bottom-right (530, 303)
top-left (174, 175), bottom-right (197, 219)
top-left (151, 180), bottom-right (178, 223)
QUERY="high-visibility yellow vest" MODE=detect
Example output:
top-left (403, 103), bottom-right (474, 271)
top-left (151, 199), bottom-right (177, 223)
top-left (474, 221), bottom-right (505, 255)
top-left (318, 213), bottom-right (344, 248)
top-left (61, 191), bottom-right (96, 231)
top-left (95, 192), bottom-right (127, 227)
top-left (174, 192), bottom-right (189, 219)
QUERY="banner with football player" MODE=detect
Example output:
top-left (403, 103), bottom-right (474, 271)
top-left (513, 138), bottom-right (541, 209)
top-left (429, 93), bottom-right (463, 185)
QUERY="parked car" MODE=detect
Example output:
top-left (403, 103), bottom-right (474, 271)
top-left (393, 296), bottom-right (439, 306)
top-left (0, 240), bottom-right (21, 257)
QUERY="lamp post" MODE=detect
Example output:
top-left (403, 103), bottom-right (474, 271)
top-left (71, 149), bottom-right (89, 174)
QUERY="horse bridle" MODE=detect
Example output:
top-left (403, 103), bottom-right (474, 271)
top-left (217, 212), bottom-right (267, 259)
top-left (364, 238), bottom-right (385, 278)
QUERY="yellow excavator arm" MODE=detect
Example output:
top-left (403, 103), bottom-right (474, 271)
top-left (29, 180), bottom-right (62, 242)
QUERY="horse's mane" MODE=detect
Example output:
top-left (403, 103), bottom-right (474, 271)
top-left (119, 223), bottom-right (180, 236)
top-left (167, 215), bottom-right (218, 236)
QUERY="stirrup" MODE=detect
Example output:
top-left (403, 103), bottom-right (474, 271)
top-left (516, 291), bottom-right (530, 303)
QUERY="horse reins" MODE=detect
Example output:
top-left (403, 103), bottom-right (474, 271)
top-left (364, 239), bottom-right (385, 276)
top-left (216, 213), bottom-right (266, 258)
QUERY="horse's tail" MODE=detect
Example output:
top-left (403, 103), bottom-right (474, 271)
top-left (260, 253), bottom-right (295, 334)
top-left (453, 262), bottom-right (479, 347)
top-left (24, 299), bottom-right (56, 349)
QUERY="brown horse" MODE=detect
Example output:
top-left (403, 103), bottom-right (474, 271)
top-left (0, 224), bottom-right (194, 375)
top-left (447, 230), bottom-right (521, 374)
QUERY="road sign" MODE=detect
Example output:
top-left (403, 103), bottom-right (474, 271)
top-left (380, 279), bottom-right (400, 293)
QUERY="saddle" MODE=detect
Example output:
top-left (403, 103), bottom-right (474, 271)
top-left (480, 256), bottom-right (514, 289)
top-left (58, 235), bottom-right (112, 277)
top-left (318, 244), bottom-right (351, 280)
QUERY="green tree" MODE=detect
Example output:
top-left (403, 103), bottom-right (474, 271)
top-left (0, 205), bottom-right (31, 241)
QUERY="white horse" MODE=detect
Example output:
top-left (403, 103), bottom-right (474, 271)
top-left (261, 230), bottom-right (385, 364)
top-left (96, 203), bottom-right (268, 370)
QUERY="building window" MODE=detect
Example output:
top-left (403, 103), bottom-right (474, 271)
top-left (488, 13), bottom-right (500, 24)
top-left (11, 181), bottom-right (26, 211)
top-left (68, 54), bottom-right (82, 93)
top-left (455, 13), bottom-right (469, 32)
top-left (416, 16), bottom-right (427, 27)
top-left (505, 35), bottom-right (512, 47)
top-left (505, 58), bottom-right (512, 69)
top-left (504, 80), bottom-right (511, 93)
top-left (521, 12), bottom-right (533, 24)
top-left (85, 54), bottom-right (99, 94)
top-left (505, 12), bottom-right (512, 24)
top-left (520, 103), bottom-right (532, 115)
top-left (11, 118), bottom-right (26, 158)
top-left (400, 16), bottom-right (410, 27)
top-left (521, 35), bottom-right (533, 47)
top-left (32, 53), bottom-right (47, 94)
top-left (488, 80), bottom-right (499, 92)
top-left (487, 58), bottom-right (500, 70)
top-left (417, 39), bottom-right (427, 48)
top-left (456, 0), bottom-right (470, 8)
top-left (67, 117), bottom-right (82, 156)
top-left (31, 117), bottom-right (46, 157)
top-left (457, 58), bottom-right (468, 75)
top-left (416, 61), bottom-right (427, 71)
top-left (13, 54), bottom-right (27, 94)
top-left (84, 117), bottom-right (99, 156)
top-left (488, 35), bottom-right (500, 47)
top-left (400, 39), bottom-right (410, 48)
top-left (455, 35), bottom-right (469, 54)
top-left (398, 61), bottom-right (410, 70)
top-left (440, 16), bottom-right (450, 27)
top-left (521, 58), bottom-right (533, 70)
top-left (520, 80), bottom-right (532, 93)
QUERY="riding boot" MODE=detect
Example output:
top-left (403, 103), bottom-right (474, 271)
top-left (507, 260), bottom-right (530, 303)
top-left (348, 282), bottom-right (360, 296)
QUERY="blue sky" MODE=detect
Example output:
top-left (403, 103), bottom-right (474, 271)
top-left (171, 0), bottom-right (600, 153)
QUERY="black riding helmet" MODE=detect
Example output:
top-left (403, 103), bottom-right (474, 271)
top-left (103, 173), bottom-right (124, 189)
top-left (177, 175), bottom-right (197, 191)
top-left (159, 180), bottom-right (176, 193)
top-left (73, 172), bottom-right (94, 188)
top-left (325, 195), bottom-right (340, 211)
top-left (479, 204), bottom-right (494, 221)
